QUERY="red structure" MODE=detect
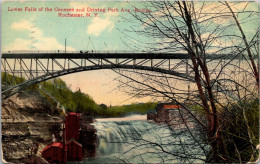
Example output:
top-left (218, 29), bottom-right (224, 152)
top-left (41, 142), bottom-right (67, 163)
top-left (65, 113), bottom-right (80, 141)
top-left (66, 139), bottom-right (83, 161)
top-left (42, 113), bottom-right (82, 163)
top-left (147, 103), bottom-right (181, 123)
top-left (156, 103), bottom-right (180, 122)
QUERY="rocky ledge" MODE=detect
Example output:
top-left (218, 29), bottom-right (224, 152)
top-left (1, 89), bottom-right (64, 163)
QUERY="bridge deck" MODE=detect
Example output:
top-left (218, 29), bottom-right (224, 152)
top-left (2, 51), bottom-right (236, 59)
top-left (2, 52), bottom-right (190, 59)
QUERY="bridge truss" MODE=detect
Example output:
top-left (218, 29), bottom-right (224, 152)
top-left (1, 51), bottom-right (195, 100)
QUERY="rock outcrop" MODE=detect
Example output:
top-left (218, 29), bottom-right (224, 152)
top-left (1, 89), bottom-right (64, 163)
top-left (79, 114), bottom-right (97, 158)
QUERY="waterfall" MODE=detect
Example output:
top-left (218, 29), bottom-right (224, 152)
top-left (85, 115), bottom-right (207, 163)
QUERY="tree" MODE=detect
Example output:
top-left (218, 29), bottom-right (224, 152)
top-left (99, 103), bottom-right (108, 110)
top-left (223, 1), bottom-right (259, 91)
top-left (115, 1), bottom-right (259, 163)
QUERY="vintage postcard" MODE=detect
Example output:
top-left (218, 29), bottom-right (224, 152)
top-left (1, 1), bottom-right (259, 163)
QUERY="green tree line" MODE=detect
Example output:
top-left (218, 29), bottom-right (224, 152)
top-left (41, 78), bottom-right (157, 117)
top-left (1, 73), bottom-right (156, 117)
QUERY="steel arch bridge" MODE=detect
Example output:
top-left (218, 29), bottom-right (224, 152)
top-left (1, 50), bottom-right (196, 100)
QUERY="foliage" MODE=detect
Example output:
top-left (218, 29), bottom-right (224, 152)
top-left (220, 98), bottom-right (259, 163)
top-left (40, 79), bottom-right (100, 115)
top-left (1, 72), bottom-right (26, 85)
top-left (40, 78), bottom-right (157, 117)
top-left (1, 73), bottom-right (157, 117)
top-left (190, 99), bottom-right (259, 163)
top-left (103, 102), bottom-right (157, 117)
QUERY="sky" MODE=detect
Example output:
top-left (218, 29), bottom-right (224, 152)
top-left (1, 1), bottom-right (155, 106)
top-left (1, 1), bottom-right (259, 105)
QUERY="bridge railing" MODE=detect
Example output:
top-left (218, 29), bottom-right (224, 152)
top-left (2, 50), bottom-right (152, 54)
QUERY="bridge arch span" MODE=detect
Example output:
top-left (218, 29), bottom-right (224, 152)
top-left (2, 64), bottom-right (194, 100)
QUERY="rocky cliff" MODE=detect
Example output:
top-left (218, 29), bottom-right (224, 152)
top-left (1, 89), bottom-right (64, 163)
top-left (79, 114), bottom-right (97, 158)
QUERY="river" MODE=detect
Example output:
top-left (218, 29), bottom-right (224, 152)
top-left (79, 115), bottom-right (208, 163)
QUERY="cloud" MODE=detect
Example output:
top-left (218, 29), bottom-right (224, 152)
top-left (196, 1), bottom-right (258, 25)
top-left (4, 38), bottom-right (31, 51)
top-left (11, 20), bottom-right (33, 31)
top-left (86, 10), bottom-right (118, 36)
top-left (4, 35), bottom-right (74, 52)
top-left (87, 17), bottom-right (114, 36)
top-left (4, 20), bottom-right (75, 52)
top-left (34, 37), bottom-right (74, 51)
top-left (69, 2), bottom-right (121, 36)
top-left (224, 1), bottom-right (257, 12)
top-left (75, 2), bottom-right (118, 36)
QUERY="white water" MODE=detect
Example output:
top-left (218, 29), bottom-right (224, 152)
top-left (82, 115), bottom-right (207, 163)
top-left (96, 114), bottom-right (147, 122)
